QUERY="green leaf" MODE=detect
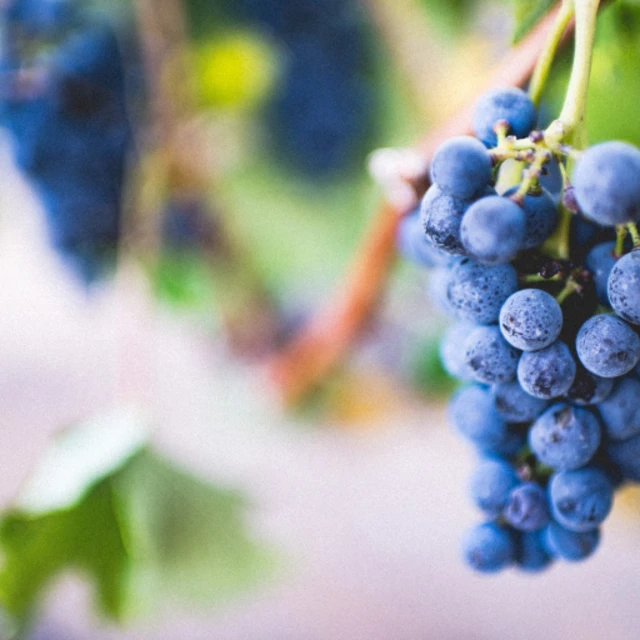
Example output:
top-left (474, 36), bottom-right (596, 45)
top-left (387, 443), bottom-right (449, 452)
top-left (17, 407), bottom-right (150, 515)
top-left (512, 0), bottom-right (555, 43)
top-left (0, 412), bottom-right (273, 636)
top-left (0, 479), bottom-right (131, 629)
top-left (114, 451), bottom-right (275, 615)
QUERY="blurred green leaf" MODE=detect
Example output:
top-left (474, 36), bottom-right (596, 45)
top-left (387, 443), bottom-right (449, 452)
top-left (512, 0), bottom-right (555, 43)
top-left (16, 408), bottom-right (150, 515)
top-left (0, 412), bottom-right (272, 636)
top-left (0, 479), bottom-right (131, 629)
top-left (115, 451), bottom-right (274, 614)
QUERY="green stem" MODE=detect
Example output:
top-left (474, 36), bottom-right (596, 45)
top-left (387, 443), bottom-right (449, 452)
top-left (556, 208), bottom-right (573, 260)
top-left (615, 225), bottom-right (628, 257)
top-left (558, 0), bottom-right (600, 149)
top-left (627, 223), bottom-right (640, 248)
top-left (528, 0), bottom-right (576, 106)
top-left (556, 279), bottom-right (580, 304)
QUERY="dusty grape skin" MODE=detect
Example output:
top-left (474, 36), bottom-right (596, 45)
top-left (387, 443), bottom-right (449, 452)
top-left (397, 208), bottom-right (451, 268)
top-left (573, 141), bottom-right (640, 225)
top-left (445, 258), bottom-right (518, 325)
top-left (499, 289), bottom-right (563, 352)
top-left (491, 380), bottom-right (548, 423)
top-left (503, 482), bottom-right (550, 532)
top-left (517, 341), bottom-right (576, 399)
top-left (576, 314), bottom-right (640, 378)
top-left (597, 376), bottom-right (640, 441)
top-left (430, 136), bottom-right (492, 200)
top-left (461, 522), bottom-right (515, 573)
top-left (549, 468), bottom-right (613, 532)
top-left (529, 403), bottom-right (601, 471)
top-left (504, 186), bottom-right (558, 250)
top-left (448, 385), bottom-right (509, 449)
top-left (439, 323), bottom-right (476, 381)
top-left (460, 196), bottom-right (525, 265)
top-left (463, 325), bottom-right (520, 384)
top-left (469, 458), bottom-right (518, 516)
top-left (585, 241), bottom-right (617, 306)
top-left (420, 185), bottom-right (467, 256)
top-left (564, 368), bottom-right (613, 406)
top-left (608, 251), bottom-right (640, 325)
top-left (544, 522), bottom-right (600, 561)
top-left (472, 87), bottom-right (537, 147)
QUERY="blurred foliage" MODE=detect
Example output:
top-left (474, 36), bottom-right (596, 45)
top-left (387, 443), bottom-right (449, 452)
top-left (0, 411), bottom-right (271, 636)
top-left (193, 30), bottom-right (279, 110)
top-left (511, 0), bottom-right (555, 43)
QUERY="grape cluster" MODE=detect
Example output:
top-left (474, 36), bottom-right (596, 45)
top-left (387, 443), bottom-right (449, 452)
top-left (1, 0), bottom-right (132, 283)
top-left (397, 85), bottom-right (640, 573)
top-left (238, 0), bottom-right (374, 176)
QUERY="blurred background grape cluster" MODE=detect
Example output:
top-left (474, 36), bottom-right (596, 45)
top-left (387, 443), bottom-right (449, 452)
top-left (2, 0), bottom-right (640, 638)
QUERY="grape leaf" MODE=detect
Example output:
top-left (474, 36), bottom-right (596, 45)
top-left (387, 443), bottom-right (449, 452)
top-left (0, 412), bottom-right (272, 636)
top-left (512, 0), bottom-right (556, 43)
top-left (114, 451), bottom-right (274, 615)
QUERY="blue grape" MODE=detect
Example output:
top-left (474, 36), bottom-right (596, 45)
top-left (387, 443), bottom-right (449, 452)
top-left (515, 531), bottom-right (553, 572)
top-left (477, 425), bottom-right (527, 459)
top-left (606, 432), bottom-right (640, 482)
top-left (608, 250), bottom-right (640, 325)
top-left (421, 185), bottom-right (495, 257)
top-left (529, 403), bottom-right (601, 470)
top-left (573, 141), bottom-right (640, 226)
top-left (585, 241), bottom-right (617, 306)
top-left (503, 187), bottom-right (558, 249)
top-left (565, 367), bottom-right (613, 406)
top-left (517, 341), bottom-right (576, 399)
top-left (503, 482), bottom-right (550, 532)
top-left (576, 314), bottom-right (640, 378)
top-left (469, 458), bottom-right (518, 516)
top-left (446, 258), bottom-right (518, 324)
top-left (544, 522), bottom-right (600, 562)
top-left (549, 467), bottom-right (613, 532)
top-left (427, 267), bottom-right (456, 315)
top-left (472, 87), bottom-right (537, 147)
top-left (397, 208), bottom-right (450, 268)
top-left (597, 376), bottom-right (640, 441)
top-left (463, 325), bottom-right (519, 384)
top-left (460, 195), bottom-right (525, 264)
top-left (499, 289), bottom-right (563, 352)
top-left (429, 136), bottom-right (492, 200)
top-left (491, 380), bottom-right (548, 423)
top-left (439, 323), bottom-right (475, 380)
top-left (448, 385), bottom-right (509, 449)
top-left (419, 185), bottom-right (467, 256)
top-left (461, 522), bottom-right (515, 573)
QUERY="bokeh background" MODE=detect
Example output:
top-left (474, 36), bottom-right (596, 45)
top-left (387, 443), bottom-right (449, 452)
top-left (2, 0), bottom-right (640, 638)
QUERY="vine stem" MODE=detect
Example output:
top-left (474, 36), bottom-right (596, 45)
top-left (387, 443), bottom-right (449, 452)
top-left (267, 3), bottom-right (576, 406)
top-left (558, 0), bottom-right (601, 149)
top-left (627, 223), bottom-right (640, 248)
top-left (528, 0), bottom-right (575, 106)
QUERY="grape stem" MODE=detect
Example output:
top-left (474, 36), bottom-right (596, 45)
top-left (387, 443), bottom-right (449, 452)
top-left (615, 225), bottom-right (628, 257)
top-left (528, 0), bottom-right (576, 106)
top-left (627, 223), bottom-right (640, 249)
top-left (558, 0), bottom-right (601, 149)
top-left (555, 279), bottom-right (580, 304)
